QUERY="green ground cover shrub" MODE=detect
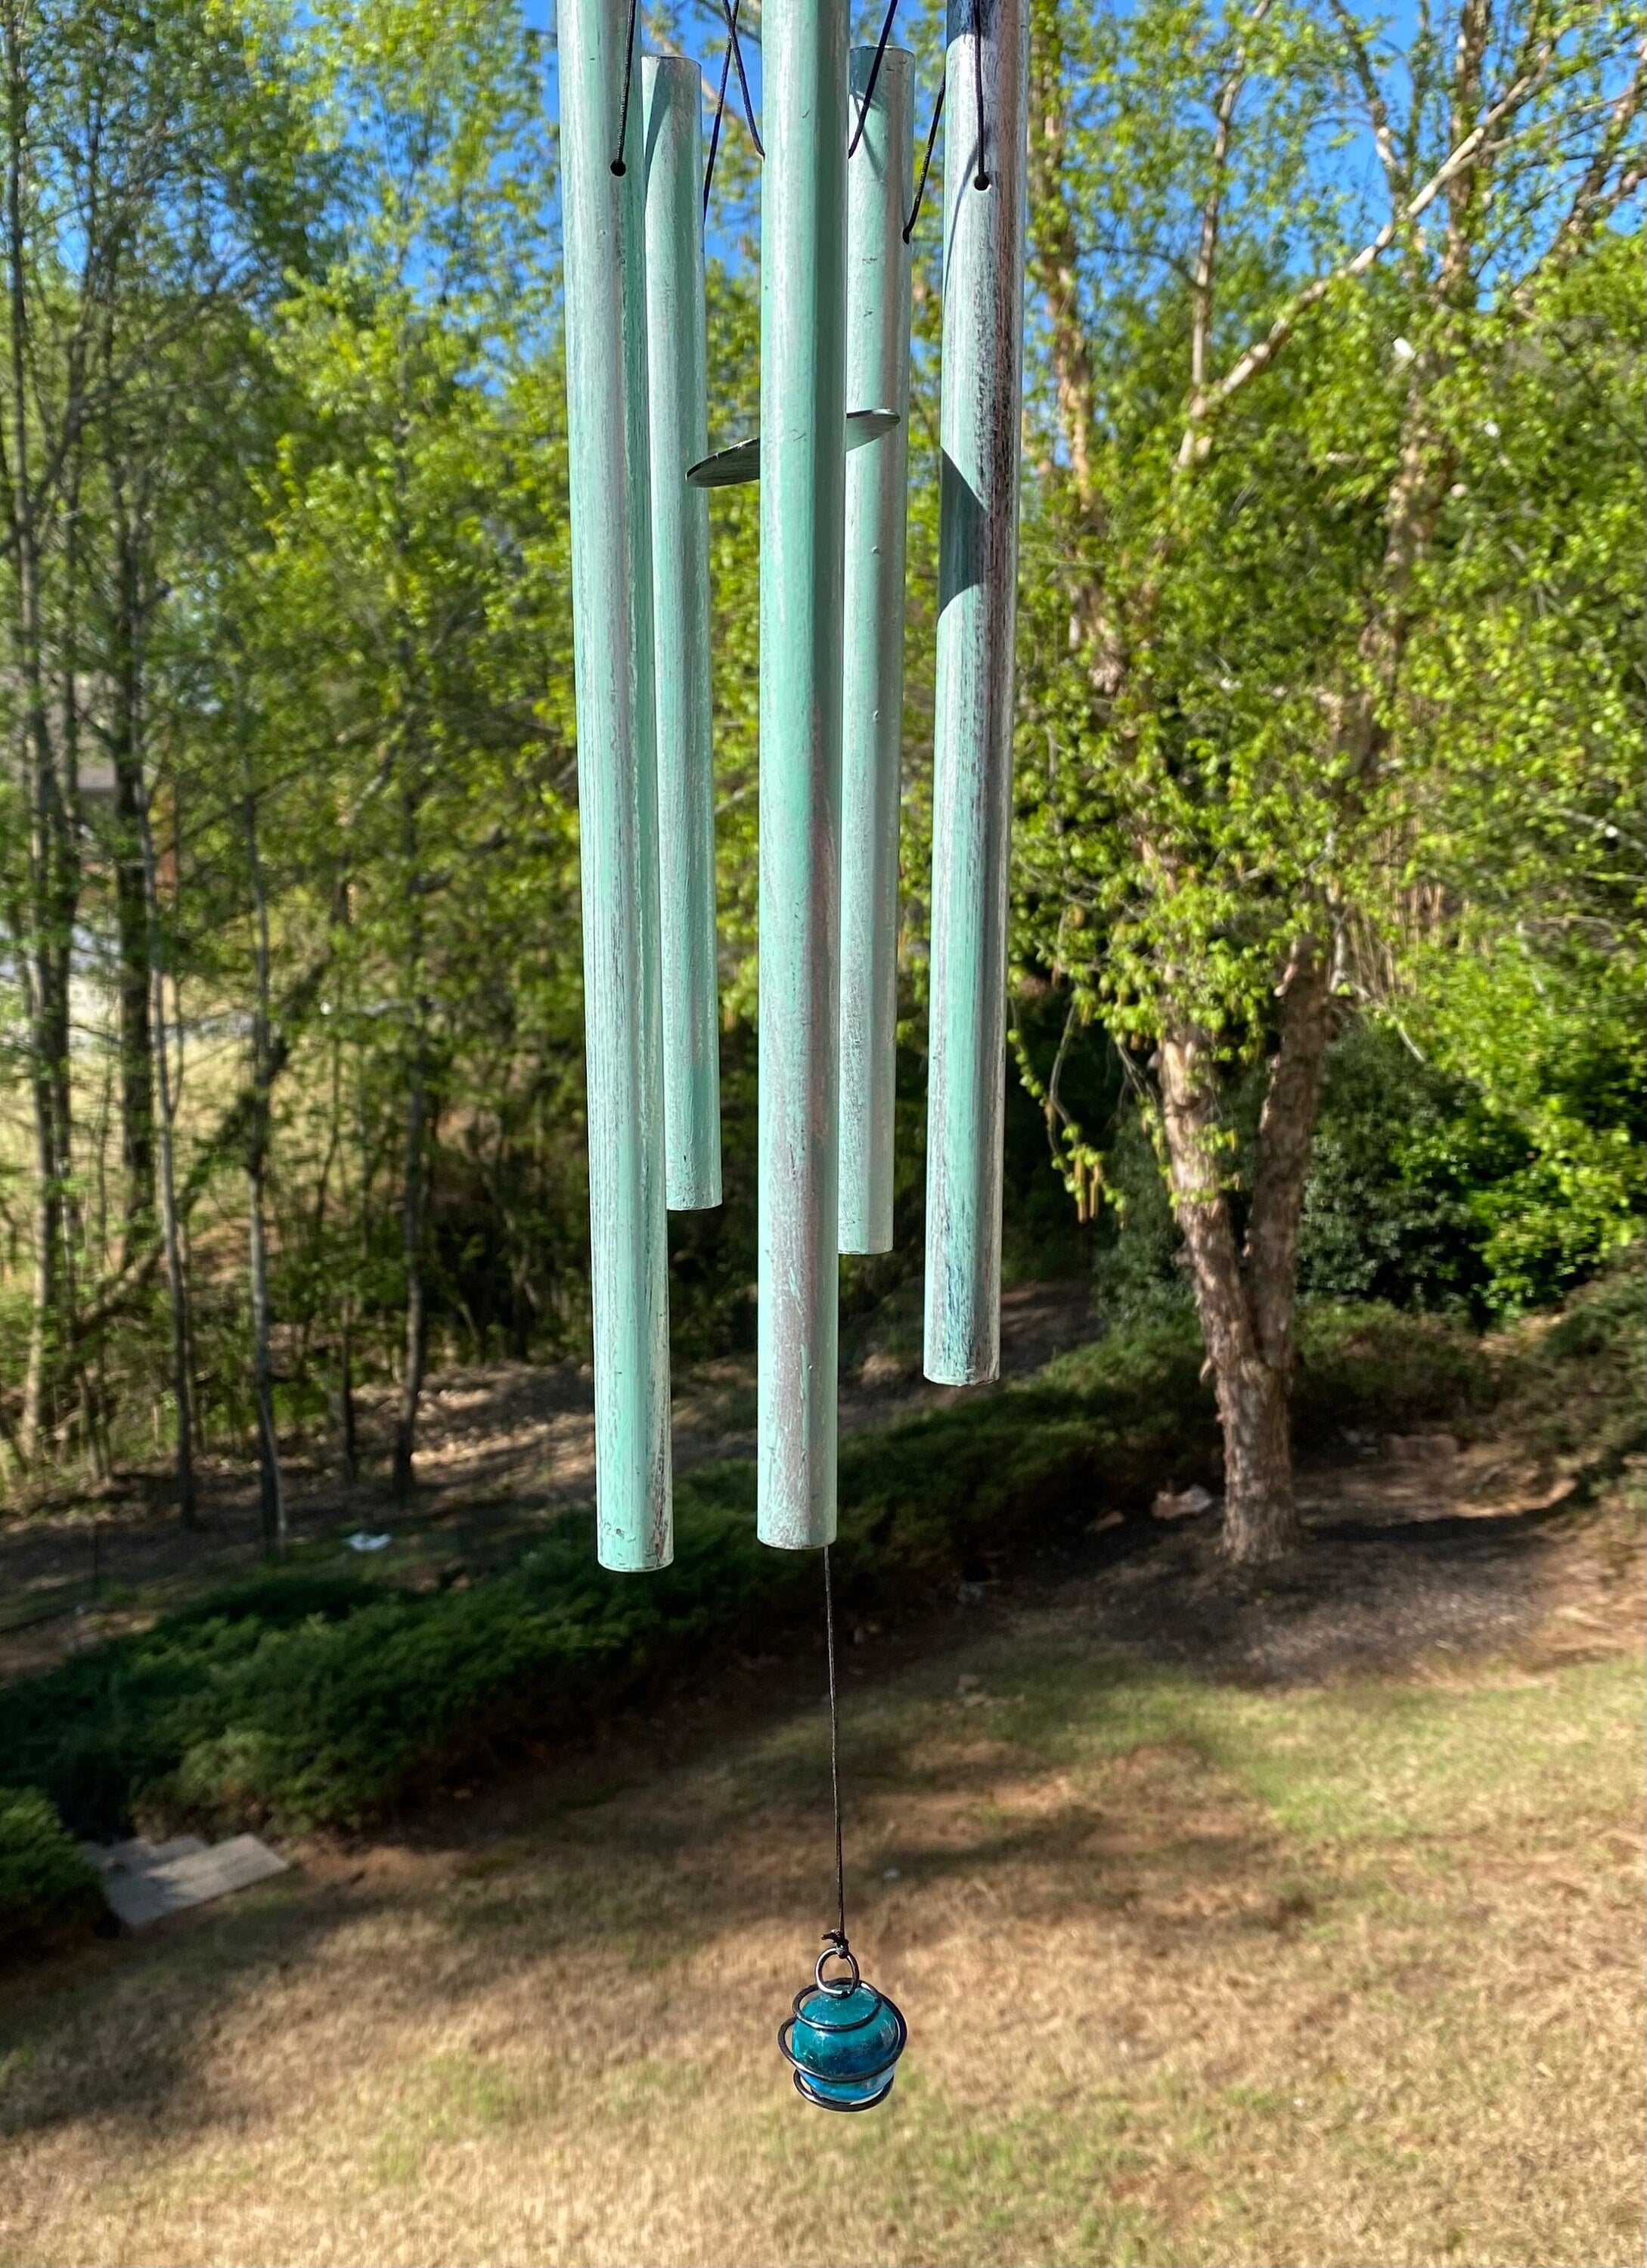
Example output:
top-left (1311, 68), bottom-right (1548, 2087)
top-left (0, 1285), bottom-right (1628, 1867)
top-left (0, 1325), bottom-right (1216, 1843)
top-left (1488, 1251), bottom-right (1645, 1488)
top-left (0, 1785), bottom-right (108, 1950)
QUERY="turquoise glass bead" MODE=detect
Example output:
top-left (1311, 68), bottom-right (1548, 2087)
top-left (779, 1944), bottom-right (907, 2111)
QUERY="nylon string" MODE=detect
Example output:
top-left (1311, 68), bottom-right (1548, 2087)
top-left (824, 1544), bottom-right (846, 1950)
top-left (610, 0), bottom-right (640, 175)
top-left (904, 78), bottom-right (944, 242)
top-left (849, 0), bottom-right (901, 160)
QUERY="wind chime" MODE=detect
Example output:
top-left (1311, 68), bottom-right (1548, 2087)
top-left (558, 0), bottom-right (1028, 2109)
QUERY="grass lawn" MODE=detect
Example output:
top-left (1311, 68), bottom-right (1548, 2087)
top-left (1, 1533), bottom-right (1639, 2268)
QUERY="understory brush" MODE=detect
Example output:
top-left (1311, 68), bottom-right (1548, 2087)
top-left (0, 1785), bottom-right (108, 1949)
top-left (0, 1275), bottom-right (1633, 1917)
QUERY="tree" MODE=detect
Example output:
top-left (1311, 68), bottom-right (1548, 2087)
top-left (1017, 0), bottom-right (1642, 1558)
top-left (0, 0), bottom-right (319, 1487)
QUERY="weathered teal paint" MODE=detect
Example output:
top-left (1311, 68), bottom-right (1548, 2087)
top-left (643, 55), bottom-right (722, 1214)
top-left (923, 0), bottom-right (1030, 1386)
top-left (560, 0), bottom-right (672, 1567)
top-left (758, 0), bottom-right (849, 1550)
top-left (838, 45), bottom-right (913, 1259)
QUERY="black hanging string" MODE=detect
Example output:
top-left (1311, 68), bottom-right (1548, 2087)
top-left (703, 15), bottom-right (735, 216)
top-left (703, 0), bottom-right (762, 217)
top-left (609, 0), bottom-right (640, 175)
top-left (848, 0), bottom-right (901, 160)
top-left (823, 1544), bottom-right (847, 1952)
top-left (902, 77), bottom-right (943, 243)
top-left (721, 0), bottom-right (764, 159)
top-left (972, 0), bottom-right (990, 190)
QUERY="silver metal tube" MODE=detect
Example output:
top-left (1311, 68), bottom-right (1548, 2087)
top-left (839, 46), bottom-right (913, 1257)
top-left (923, 0), bottom-right (1030, 1386)
top-left (560, 0), bottom-right (672, 1565)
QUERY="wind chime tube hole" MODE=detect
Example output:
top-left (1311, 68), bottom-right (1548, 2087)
top-left (838, 43), bottom-right (914, 1259)
top-left (755, 0), bottom-right (850, 1551)
top-left (643, 54), bottom-right (723, 1215)
top-left (923, 0), bottom-right (1030, 1387)
top-left (559, 0), bottom-right (673, 1570)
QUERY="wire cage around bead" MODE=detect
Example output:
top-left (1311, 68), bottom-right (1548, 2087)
top-left (778, 1936), bottom-right (908, 2112)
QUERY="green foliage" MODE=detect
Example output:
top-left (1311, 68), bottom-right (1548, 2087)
top-left (1297, 1023), bottom-right (1497, 1313)
top-left (1002, 0), bottom-right (1643, 1439)
top-left (0, 0), bottom-right (1638, 1501)
top-left (1090, 1016), bottom-right (1642, 1326)
top-left (0, 1785), bottom-right (107, 1952)
top-left (0, 1299), bottom-right (1531, 1841)
top-left (1489, 1250), bottom-right (1646, 1488)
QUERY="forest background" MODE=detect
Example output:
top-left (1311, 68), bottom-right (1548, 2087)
top-left (0, 0), bottom-right (1639, 1560)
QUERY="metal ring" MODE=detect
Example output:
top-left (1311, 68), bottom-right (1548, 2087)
top-left (815, 1941), bottom-right (861, 1996)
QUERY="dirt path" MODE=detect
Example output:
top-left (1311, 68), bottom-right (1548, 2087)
top-left (1, 1454), bottom-right (1640, 2268)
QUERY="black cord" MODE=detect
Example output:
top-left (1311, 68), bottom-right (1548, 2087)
top-left (848, 0), bottom-right (900, 159)
top-left (721, 0), bottom-right (764, 158)
top-left (703, 10), bottom-right (735, 216)
top-left (609, 0), bottom-right (640, 175)
top-left (902, 76), bottom-right (943, 242)
top-left (972, 0), bottom-right (990, 190)
top-left (823, 1544), bottom-right (846, 1951)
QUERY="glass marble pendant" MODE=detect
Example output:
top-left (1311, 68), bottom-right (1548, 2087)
top-left (779, 1935), bottom-right (908, 2112)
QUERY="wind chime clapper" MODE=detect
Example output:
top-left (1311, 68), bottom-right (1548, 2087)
top-left (780, 1934), bottom-right (909, 2112)
top-left (924, 0), bottom-right (1031, 1386)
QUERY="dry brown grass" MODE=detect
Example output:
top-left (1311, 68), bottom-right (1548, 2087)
top-left (1, 1500), bottom-right (1641, 2268)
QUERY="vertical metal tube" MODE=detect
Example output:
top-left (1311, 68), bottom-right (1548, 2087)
top-left (644, 55), bottom-right (722, 1213)
top-left (838, 46), bottom-right (913, 1258)
top-left (923, 0), bottom-right (1029, 1386)
top-left (560, 0), bottom-right (672, 1567)
top-left (758, 0), bottom-right (848, 1549)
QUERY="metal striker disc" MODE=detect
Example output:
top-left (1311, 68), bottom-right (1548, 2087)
top-left (687, 408), bottom-right (901, 489)
top-left (777, 1938), bottom-right (908, 2112)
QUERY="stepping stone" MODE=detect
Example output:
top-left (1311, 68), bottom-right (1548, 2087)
top-left (82, 1835), bottom-right (207, 1876)
top-left (82, 1833), bottom-right (289, 1930)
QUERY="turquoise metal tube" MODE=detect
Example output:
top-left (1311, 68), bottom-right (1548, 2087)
top-left (758, 0), bottom-right (848, 1549)
top-left (560, 0), bottom-right (673, 1566)
top-left (644, 55), bottom-right (722, 1213)
top-left (838, 45), bottom-right (913, 1258)
top-left (923, 0), bottom-right (1030, 1385)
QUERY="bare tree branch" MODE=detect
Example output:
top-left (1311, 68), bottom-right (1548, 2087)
top-left (1326, 0), bottom-right (1406, 201)
top-left (1189, 0), bottom-right (1273, 404)
top-left (1179, 43), bottom-right (1556, 460)
top-left (1544, 37), bottom-right (1646, 271)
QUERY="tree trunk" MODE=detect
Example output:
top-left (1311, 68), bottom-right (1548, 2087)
top-left (135, 767), bottom-right (197, 1529)
top-left (247, 1162), bottom-right (283, 1551)
top-left (392, 779), bottom-right (429, 1506)
top-left (110, 490), bottom-right (157, 1256)
top-left (8, 12), bottom-right (69, 1465)
top-left (242, 738), bottom-right (285, 1555)
top-left (336, 1290), bottom-right (358, 1489)
top-left (392, 1033), bottom-right (428, 1504)
top-left (1214, 1353), bottom-right (1296, 1563)
top-left (1156, 937), bottom-right (1334, 1564)
top-left (330, 1040), bottom-right (358, 1488)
